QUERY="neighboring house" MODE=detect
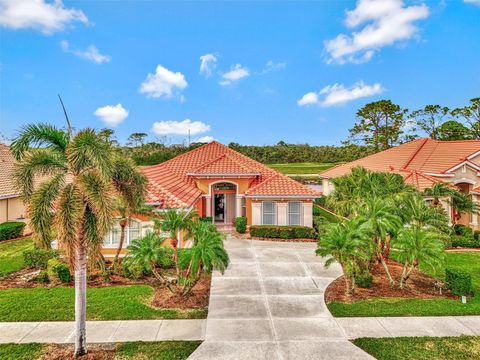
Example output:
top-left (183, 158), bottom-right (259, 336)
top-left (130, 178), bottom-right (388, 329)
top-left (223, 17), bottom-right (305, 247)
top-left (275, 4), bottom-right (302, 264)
top-left (320, 138), bottom-right (480, 229)
top-left (103, 141), bottom-right (318, 255)
top-left (0, 144), bottom-right (27, 224)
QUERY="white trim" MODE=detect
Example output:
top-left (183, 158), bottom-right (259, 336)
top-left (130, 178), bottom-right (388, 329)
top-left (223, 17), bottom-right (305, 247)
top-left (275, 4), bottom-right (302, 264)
top-left (0, 194), bottom-right (20, 200)
top-left (261, 200), bottom-right (277, 225)
top-left (245, 195), bottom-right (316, 199)
top-left (445, 160), bottom-right (480, 173)
top-left (423, 173), bottom-right (455, 178)
top-left (453, 178), bottom-right (476, 185)
top-left (287, 201), bottom-right (302, 226)
top-left (468, 150), bottom-right (480, 160)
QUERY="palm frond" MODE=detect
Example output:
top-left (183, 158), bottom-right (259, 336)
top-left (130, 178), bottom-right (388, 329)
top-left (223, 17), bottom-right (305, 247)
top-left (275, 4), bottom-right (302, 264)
top-left (10, 123), bottom-right (69, 160)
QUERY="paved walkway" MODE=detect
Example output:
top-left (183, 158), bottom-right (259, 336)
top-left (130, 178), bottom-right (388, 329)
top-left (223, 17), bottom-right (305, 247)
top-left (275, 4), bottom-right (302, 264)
top-left (0, 320), bottom-right (205, 344)
top-left (188, 236), bottom-right (374, 360)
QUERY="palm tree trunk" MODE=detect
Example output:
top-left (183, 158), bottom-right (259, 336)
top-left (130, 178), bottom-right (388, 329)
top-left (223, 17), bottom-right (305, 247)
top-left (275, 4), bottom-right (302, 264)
top-left (112, 220), bottom-right (127, 268)
top-left (340, 264), bottom-right (352, 296)
top-left (399, 262), bottom-right (408, 289)
top-left (403, 264), bottom-right (416, 283)
top-left (74, 233), bottom-right (87, 358)
top-left (380, 257), bottom-right (395, 287)
top-left (182, 267), bottom-right (202, 296)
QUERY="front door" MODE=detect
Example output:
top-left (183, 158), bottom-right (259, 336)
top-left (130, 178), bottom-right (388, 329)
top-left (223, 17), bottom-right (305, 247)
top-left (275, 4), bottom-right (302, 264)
top-left (214, 194), bottom-right (225, 223)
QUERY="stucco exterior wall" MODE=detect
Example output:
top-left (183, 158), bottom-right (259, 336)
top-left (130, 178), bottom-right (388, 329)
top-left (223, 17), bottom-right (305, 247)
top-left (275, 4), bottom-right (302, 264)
top-left (0, 197), bottom-right (27, 224)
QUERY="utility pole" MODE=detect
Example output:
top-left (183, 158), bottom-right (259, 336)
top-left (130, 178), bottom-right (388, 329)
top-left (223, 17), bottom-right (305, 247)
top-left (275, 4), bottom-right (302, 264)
top-left (188, 129), bottom-right (191, 147)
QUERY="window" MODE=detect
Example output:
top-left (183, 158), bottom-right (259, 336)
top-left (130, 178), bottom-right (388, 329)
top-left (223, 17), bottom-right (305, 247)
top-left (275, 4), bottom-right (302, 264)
top-left (241, 197), bottom-right (246, 217)
top-left (128, 219), bottom-right (141, 244)
top-left (103, 219), bottom-right (142, 248)
top-left (288, 202), bottom-right (302, 225)
top-left (262, 201), bottom-right (276, 225)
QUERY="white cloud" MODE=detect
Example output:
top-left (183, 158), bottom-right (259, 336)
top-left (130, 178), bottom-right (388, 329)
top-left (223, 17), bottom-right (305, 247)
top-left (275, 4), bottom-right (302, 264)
top-left (219, 64), bottom-right (250, 86)
top-left (297, 81), bottom-right (384, 107)
top-left (199, 54), bottom-right (217, 78)
top-left (0, 0), bottom-right (88, 34)
top-left (94, 104), bottom-right (129, 127)
top-left (194, 136), bottom-right (215, 143)
top-left (139, 65), bottom-right (188, 99)
top-left (60, 41), bottom-right (111, 64)
top-left (324, 0), bottom-right (429, 64)
top-left (464, 0), bottom-right (480, 5)
top-left (261, 60), bottom-right (287, 74)
top-left (151, 119), bottom-right (210, 136)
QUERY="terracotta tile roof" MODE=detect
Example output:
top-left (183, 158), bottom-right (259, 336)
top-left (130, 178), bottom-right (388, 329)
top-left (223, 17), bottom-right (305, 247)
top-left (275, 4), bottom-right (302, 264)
top-left (320, 139), bottom-right (480, 185)
top-left (399, 169), bottom-right (455, 192)
top-left (141, 141), bottom-right (317, 208)
top-left (245, 174), bottom-right (320, 197)
top-left (0, 144), bottom-right (20, 199)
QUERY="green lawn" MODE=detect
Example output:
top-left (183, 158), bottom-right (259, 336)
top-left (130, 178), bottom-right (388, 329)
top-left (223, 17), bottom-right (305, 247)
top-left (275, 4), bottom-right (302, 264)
top-left (0, 341), bottom-right (201, 360)
top-left (0, 237), bottom-right (34, 275)
top-left (328, 251), bottom-right (480, 317)
top-left (353, 336), bottom-right (480, 360)
top-left (0, 286), bottom-right (207, 321)
top-left (267, 162), bottom-right (339, 175)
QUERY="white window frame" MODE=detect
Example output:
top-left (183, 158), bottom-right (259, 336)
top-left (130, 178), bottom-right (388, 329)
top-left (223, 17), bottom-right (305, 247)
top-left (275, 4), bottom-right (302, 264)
top-left (288, 201), bottom-right (302, 226)
top-left (103, 219), bottom-right (142, 248)
top-left (262, 201), bottom-right (277, 225)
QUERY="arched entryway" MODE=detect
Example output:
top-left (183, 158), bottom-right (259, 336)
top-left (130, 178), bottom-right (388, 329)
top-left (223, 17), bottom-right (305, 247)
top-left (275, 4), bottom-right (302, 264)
top-left (455, 181), bottom-right (474, 226)
top-left (211, 182), bottom-right (237, 224)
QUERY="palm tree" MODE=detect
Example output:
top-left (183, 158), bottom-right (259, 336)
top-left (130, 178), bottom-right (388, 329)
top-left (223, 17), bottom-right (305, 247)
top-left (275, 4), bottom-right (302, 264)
top-left (156, 209), bottom-right (197, 276)
top-left (450, 191), bottom-right (480, 224)
top-left (357, 197), bottom-right (402, 286)
top-left (392, 227), bottom-right (445, 289)
top-left (11, 123), bottom-right (137, 357)
top-left (423, 183), bottom-right (451, 207)
top-left (110, 157), bottom-right (147, 267)
top-left (317, 219), bottom-right (370, 296)
top-left (181, 221), bottom-right (229, 296)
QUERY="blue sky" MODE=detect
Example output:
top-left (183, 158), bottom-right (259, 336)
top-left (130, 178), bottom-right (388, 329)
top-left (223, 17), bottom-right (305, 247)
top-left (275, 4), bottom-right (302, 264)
top-left (1, 0), bottom-right (479, 146)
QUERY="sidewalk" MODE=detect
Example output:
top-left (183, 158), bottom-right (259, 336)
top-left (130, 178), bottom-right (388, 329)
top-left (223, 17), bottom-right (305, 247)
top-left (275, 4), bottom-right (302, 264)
top-left (0, 319), bottom-right (205, 344)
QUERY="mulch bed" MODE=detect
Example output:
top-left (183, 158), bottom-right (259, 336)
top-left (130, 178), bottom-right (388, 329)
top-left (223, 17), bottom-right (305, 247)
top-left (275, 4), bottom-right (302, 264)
top-left (325, 261), bottom-right (456, 303)
top-left (39, 344), bottom-right (116, 360)
top-left (152, 274), bottom-right (211, 309)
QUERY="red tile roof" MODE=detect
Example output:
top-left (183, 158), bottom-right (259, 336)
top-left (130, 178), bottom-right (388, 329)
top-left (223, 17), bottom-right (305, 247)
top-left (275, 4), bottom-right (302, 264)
top-left (0, 144), bottom-right (19, 199)
top-left (320, 139), bottom-right (480, 191)
top-left (141, 141), bottom-right (318, 208)
top-left (399, 169), bottom-right (456, 192)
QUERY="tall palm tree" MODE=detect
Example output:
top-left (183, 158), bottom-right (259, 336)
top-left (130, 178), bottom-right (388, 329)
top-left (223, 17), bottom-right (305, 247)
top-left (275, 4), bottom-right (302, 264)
top-left (357, 197), bottom-right (402, 286)
top-left (155, 209), bottom-right (197, 276)
top-left (317, 219), bottom-right (370, 296)
top-left (11, 123), bottom-right (140, 357)
top-left (423, 183), bottom-right (451, 207)
top-left (392, 227), bottom-right (445, 289)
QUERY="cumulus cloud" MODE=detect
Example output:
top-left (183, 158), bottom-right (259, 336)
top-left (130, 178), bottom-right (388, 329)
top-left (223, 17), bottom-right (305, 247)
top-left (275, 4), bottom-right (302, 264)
top-left (94, 104), bottom-right (129, 127)
top-left (0, 0), bottom-right (88, 34)
top-left (151, 119), bottom-right (210, 136)
top-left (199, 53), bottom-right (217, 78)
top-left (324, 0), bottom-right (429, 64)
top-left (139, 65), bottom-right (188, 99)
top-left (60, 41), bottom-right (111, 64)
top-left (194, 136), bottom-right (215, 143)
top-left (297, 81), bottom-right (384, 107)
top-left (464, 0), bottom-right (480, 5)
top-left (219, 64), bottom-right (250, 86)
top-left (261, 60), bottom-right (287, 74)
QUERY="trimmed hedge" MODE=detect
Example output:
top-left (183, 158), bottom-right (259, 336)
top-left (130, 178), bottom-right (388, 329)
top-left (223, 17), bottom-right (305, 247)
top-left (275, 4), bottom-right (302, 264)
top-left (454, 224), bottom-right (473, 237)
top-left (199, 217), bottom-right (213, 223)
top-left (23, 249), bottom-right (57, 269)
top-left (0, 221), bottom-right (26, 241)
top-left (250, 225), bottom-right (316, 239)
top-left (445, 268), bottom-right (473, 296)
top-left (451, 236), bottom-right (480, 248)
top-left (234, 217), bottom-right (247, 234)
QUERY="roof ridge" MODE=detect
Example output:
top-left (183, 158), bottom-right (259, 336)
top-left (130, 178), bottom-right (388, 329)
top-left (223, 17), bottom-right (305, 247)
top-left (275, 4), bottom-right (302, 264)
top-left (401, 138), bottom-right (431, 170)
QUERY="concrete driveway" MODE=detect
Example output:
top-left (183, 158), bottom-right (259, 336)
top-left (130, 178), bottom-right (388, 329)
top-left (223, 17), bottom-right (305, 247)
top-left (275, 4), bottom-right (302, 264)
top-left (189, 235), bottom-right (374, 360)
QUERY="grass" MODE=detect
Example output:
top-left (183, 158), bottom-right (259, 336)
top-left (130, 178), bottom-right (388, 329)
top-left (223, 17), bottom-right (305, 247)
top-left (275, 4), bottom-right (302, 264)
top-left (0, 286), bottom-right (207, 321)
top-left (353, 336), bottom-right (480, 360)
top-left (0, 341), bottom-right (201, 360)
top-left (328, 251), bottom-right (480, 317)
top-left (0, 343), bottom-right (44, 360)
top-left (267, 162), bottom-right (339, 175)
top-left (0, 237), bottom-right (34, 275)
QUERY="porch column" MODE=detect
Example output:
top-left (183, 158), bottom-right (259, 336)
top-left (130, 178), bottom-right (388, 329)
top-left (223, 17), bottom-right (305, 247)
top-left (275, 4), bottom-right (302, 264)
top-left (440, 198), bottom-right (452, 226)
top-left (205, 196), bottom-right (212, 217)
top-left (236, 196), bottom-right (242, 218)
top-left (472, 194), bottom-right (479, 228)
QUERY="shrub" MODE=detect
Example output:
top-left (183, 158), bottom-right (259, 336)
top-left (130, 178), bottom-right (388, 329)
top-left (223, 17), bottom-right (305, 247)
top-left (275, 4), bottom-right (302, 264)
top-left (250, 225), bottom-right (316, 239)
top-left (451, 236), bottom-right (480, 248)
top-left (314, 197), bottom-right (326, 207)
top-left (0, 221), bottom-right (26, 241)
top-left (23, 249), bottom-right (57, 269)
top-left (235, 217), bottom-right (247, 233)
top-left (474, 230), bottom-right (480, 241)
top-left (34, 271), bottom-right (49, 283)
top-left (47, 258), bottom-right (71, 283)
top-left (199, 217), bottom-right (213, 223)
top-left (454, 224), bottom-right (473, 237)
top-left (122, 262), bottom-right (146, 280)
top-left (313, 205), bottom-right (323, 216)
top-left (355, 273), bottom-right (373, 288)
top-left (445, 268), bottom-right (473, 296)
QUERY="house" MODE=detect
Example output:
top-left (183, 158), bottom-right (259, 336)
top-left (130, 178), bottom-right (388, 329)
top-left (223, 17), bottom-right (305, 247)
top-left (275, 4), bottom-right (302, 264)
top-left (103, 141), bottom-right (319, 254)
top-left (320, 138), bottom-right (480, 229)
top-left (0, 144), bottom-right (27, 224)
